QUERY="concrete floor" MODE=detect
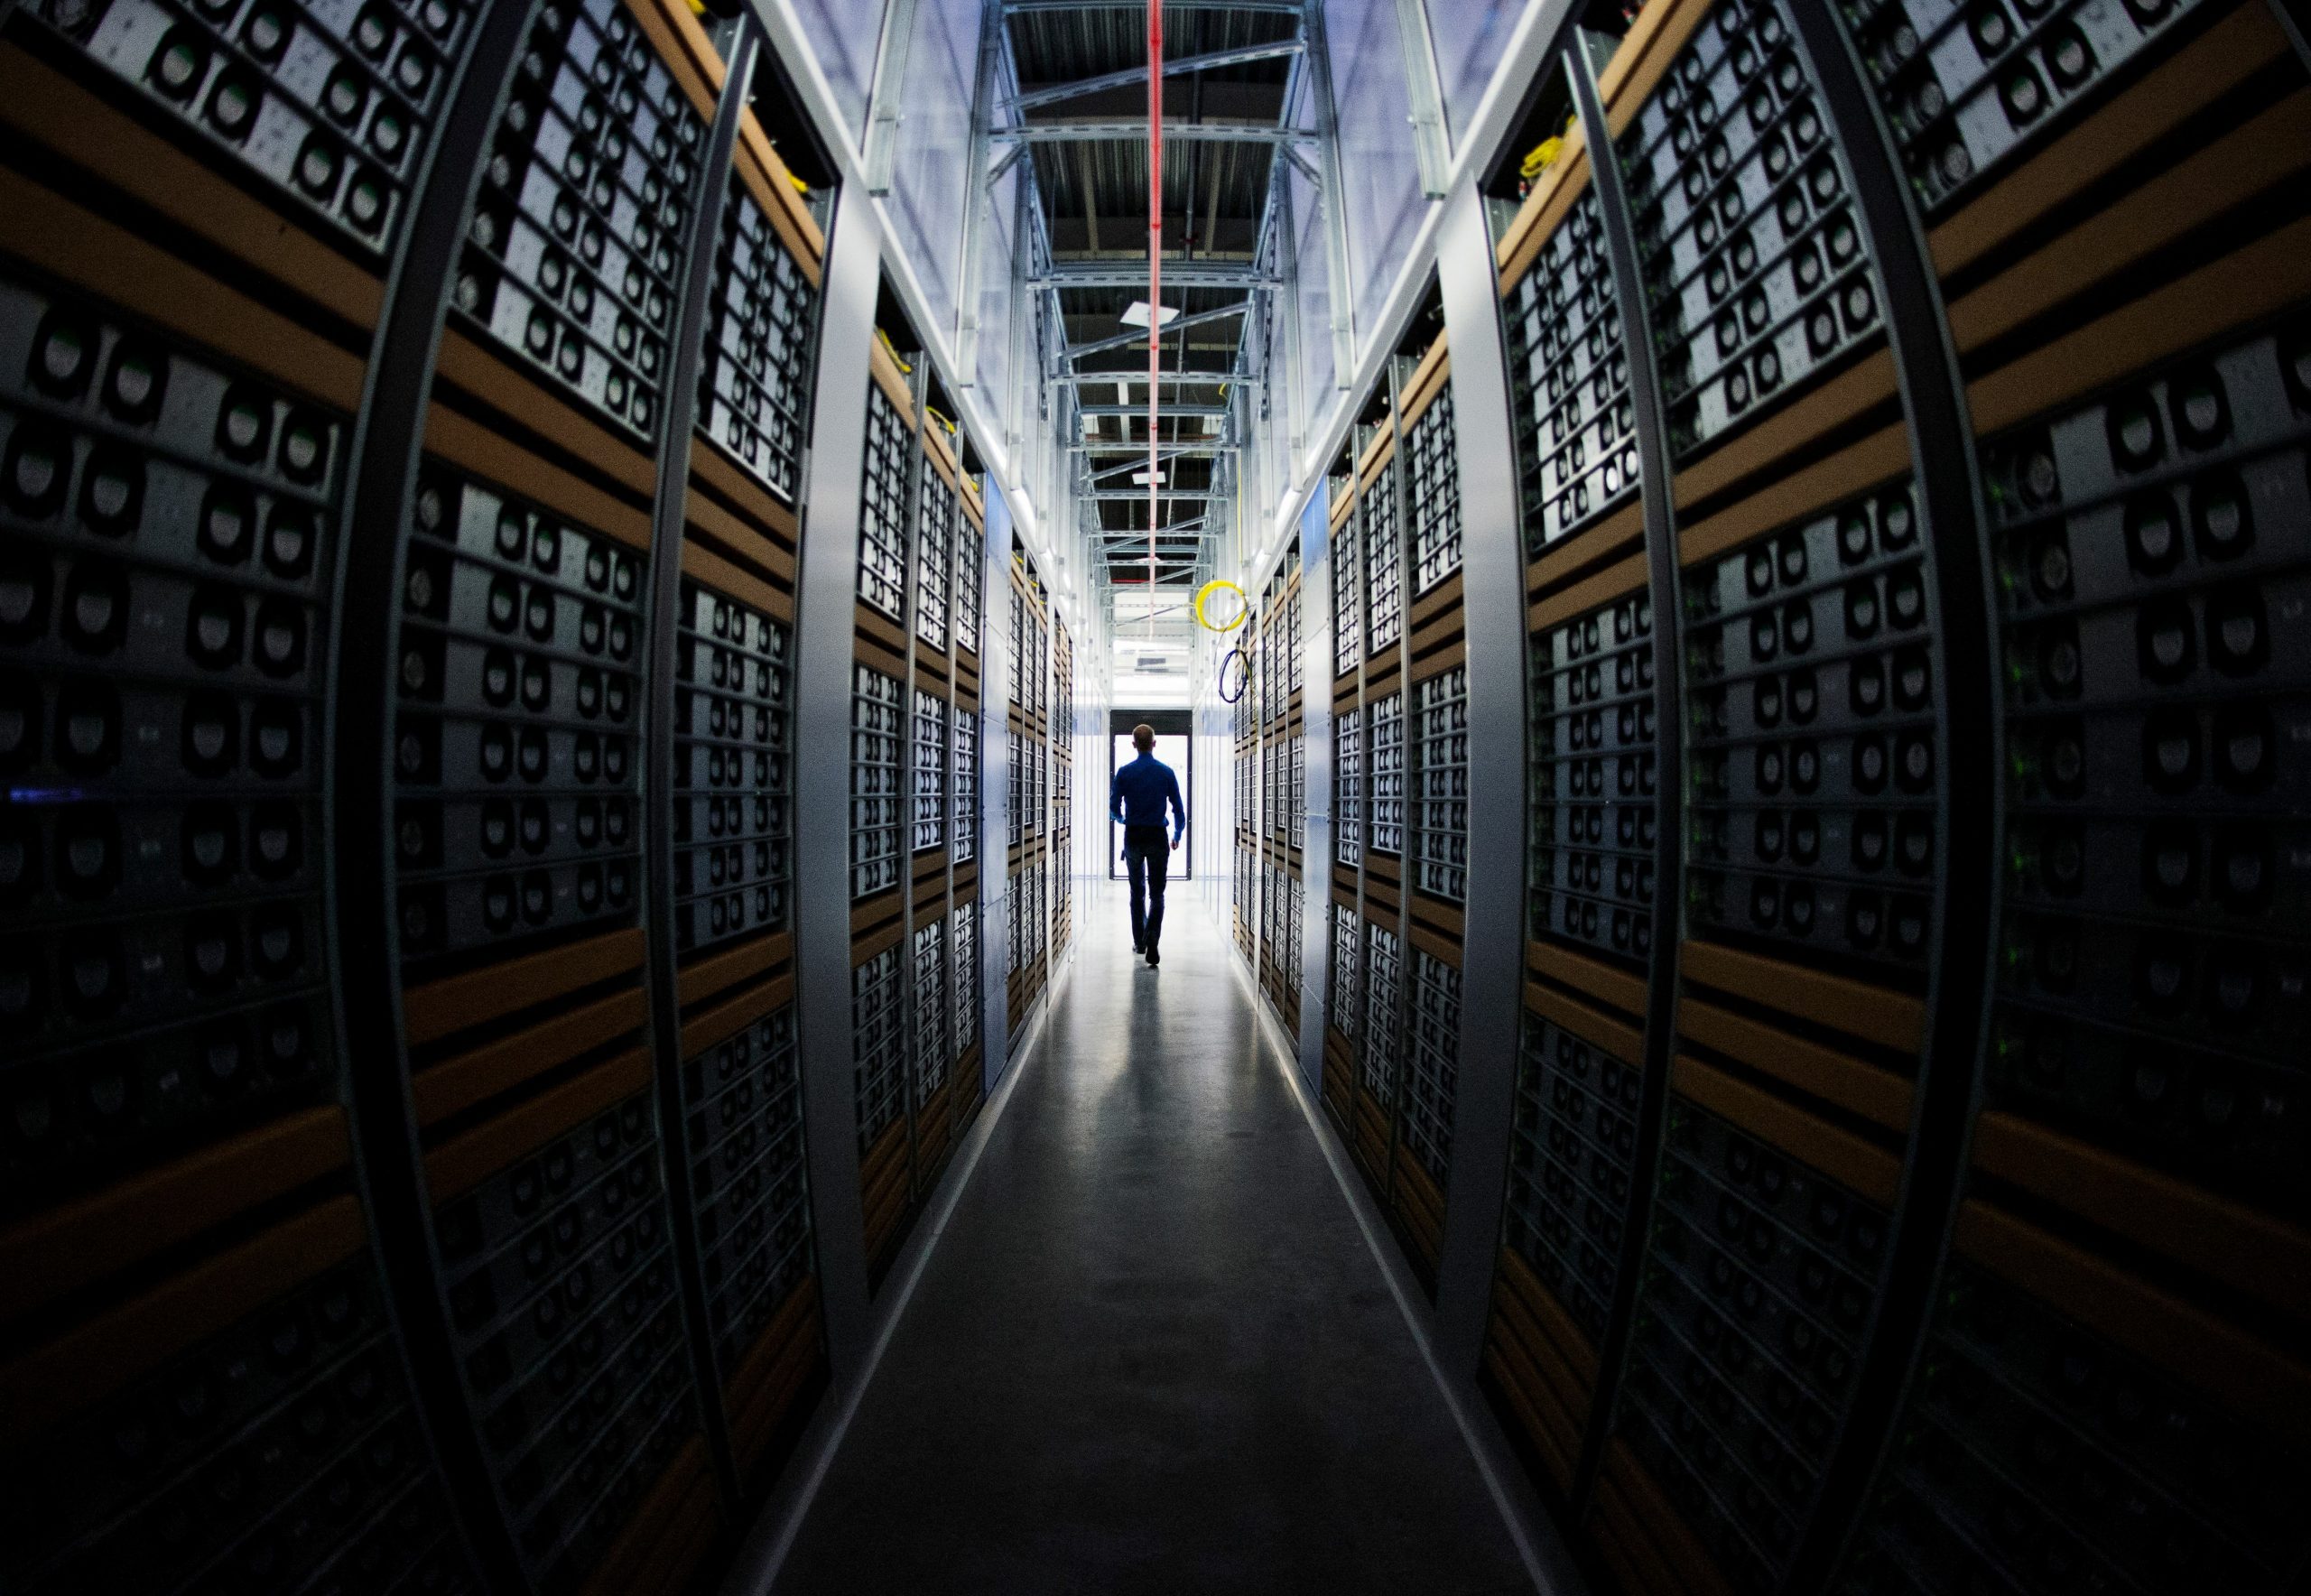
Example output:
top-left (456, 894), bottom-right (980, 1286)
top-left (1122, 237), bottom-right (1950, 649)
top-left (772, 881), bottom-right (1535, 1595)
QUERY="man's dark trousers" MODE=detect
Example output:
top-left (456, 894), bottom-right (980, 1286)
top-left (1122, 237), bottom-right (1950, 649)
top-left (1123, 824), bottom-right (1169, 953)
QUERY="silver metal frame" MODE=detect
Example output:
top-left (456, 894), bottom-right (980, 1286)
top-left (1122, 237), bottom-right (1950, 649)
top-left (792, 180), bottom-right (884, 1378)
top-left (1427, 175), bottom-right (1528, 1379)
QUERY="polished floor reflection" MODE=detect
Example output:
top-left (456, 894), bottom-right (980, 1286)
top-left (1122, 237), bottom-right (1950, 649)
top-left (773, 882), bottom-right (1533, 1594)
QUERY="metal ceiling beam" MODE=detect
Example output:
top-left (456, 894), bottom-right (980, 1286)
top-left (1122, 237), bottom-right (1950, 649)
top-left (862, 0), bottom-right (921, 193)
top-left (1085, 489), bottom-right (1218, 501)
top-left (1065, 299), bottom-right (1254, 360)
top-left (1049, 370), bottom-right (1238, 385)
top-left (1012, 42), bottom-right (1305, 113)
top-left (1392, 0), bottom-right (1452, 197)
top-left (1083, 444), bottom-right (1220, 481)
top-left (1075, 403), bottom-right (1230, 416)
top-left (1003, 0), bottom-right (1300, 11)
top-left (995, 121), bottom-right (1312, 145)
top-left (1070, 441), bottom-right (1232, 453)
top-left (1033, 263), bottom-right (1278, 289)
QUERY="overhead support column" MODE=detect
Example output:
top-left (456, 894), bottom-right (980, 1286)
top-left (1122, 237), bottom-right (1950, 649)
top-left (1300, 0), bottom-right (1355, 386)
top-left (954, 0), bottom-right (1007, 380)
top-left (1391, 0), bottom-right (1452, 198)
top-left (863, 0), bottom-right (922, 193)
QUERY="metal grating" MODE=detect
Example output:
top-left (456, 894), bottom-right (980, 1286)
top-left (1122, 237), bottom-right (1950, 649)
top-left (1683, 482), bottom-right (1937, 976)
top-left (1529, 589), bottom-right (1658, 967)
top-left (395, 469), bottom-right (645, 967)
top-left (848, 662), bottom-right (902, 900)
top-left (1504, 189), bottom-right (1637, 553)
top-left (432, 1087), bottom-right (697, 1590)
top-left (1365, 458), bottom-right (1403, 656)
top-left (1332, 498), bottom-right (1363, 676)
top-left (1618, 0), bottom-right (1880, 460)
top-left (23, 0), bottom-right (474, 258)
top-left (951, 700), bottom-right (979, 863)
top-left (1401, 950), bottom-right (1459, 1183)
top-left (684, 1002), bottom-right (812, 1379)
top-left (1614, 1096), bottom-right (1889, 1595)
top-left (1360, 920), bottom-right (1402, 1109)
top-left (451, 0), bottom-right (701, 443)
top-left (1369, 691), bottom-right (1406, 855)
top-left (697, 186), bottom-right (815, 501)
top-left (671, 581), bottom-right (791, 954)
top-left (1413, 664), bottom-right (1468, 902)
top-left (1329, 902), bottom-right (1360, 1038)
top-left (912, 686), bottom-right (948, 853)
top-left (849, 943), bottom-right (905, 1151)
top-left (915, 468), bottom-right (953, 651)
top-left (1502, 1015), bottom-right (1640, 1346)
top-left (911, 915), bottom-right (948, 1111)
top-left (1408, 387), bottom-right (1463, 594)
top-left (857, 385), bottom-right (910, 621)
top-left (1335, 709), bottom-right (1363, 866)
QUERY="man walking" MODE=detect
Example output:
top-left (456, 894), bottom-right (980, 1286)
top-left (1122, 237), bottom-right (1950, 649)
top-left (1109, 723), bottom-right (1185, 967)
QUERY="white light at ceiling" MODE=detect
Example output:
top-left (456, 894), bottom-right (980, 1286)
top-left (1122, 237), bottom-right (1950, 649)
top-left (1119, 302), bottom-right (1179, 329)
top-left (1131, 470), bottom-right (1165, 486)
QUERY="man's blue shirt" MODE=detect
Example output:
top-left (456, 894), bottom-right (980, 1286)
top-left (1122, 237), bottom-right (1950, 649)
top-left (1110, 753), bottom-right (1185, 842)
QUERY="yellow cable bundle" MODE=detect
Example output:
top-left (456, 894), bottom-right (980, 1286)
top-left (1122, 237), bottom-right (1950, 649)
top-left (877, 329), bottom-right (914, 376)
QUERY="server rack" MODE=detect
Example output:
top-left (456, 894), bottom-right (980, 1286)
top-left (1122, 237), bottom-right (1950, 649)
top-left (1464, 0), bottom-right (2311, 1592)
top-left (0, 2), bottom-right (844, 1586)
top-left (1003, 544), bottom-right (1052, 1044)
top-left (1051, 615), bottom-right (1073, 962)
top-left (1252, 551), bottom-right (1305, 1035)
top-left (843, 334), bottom-right (987, 1289)
top-left (1294, 326), bottom-right (1471, 1298)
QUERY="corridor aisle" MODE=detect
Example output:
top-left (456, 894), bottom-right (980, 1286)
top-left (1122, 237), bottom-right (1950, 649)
top-left (770, 882), bottom-right (1535, 1594)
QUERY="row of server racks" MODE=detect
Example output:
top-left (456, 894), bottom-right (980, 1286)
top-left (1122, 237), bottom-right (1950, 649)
top-left (1005, 546), bottom-right (1068, 1045)
top-left (0, 0), bottom-right (1083, 1588)
top-left (1224, 0), bottom-right (2311, 1591)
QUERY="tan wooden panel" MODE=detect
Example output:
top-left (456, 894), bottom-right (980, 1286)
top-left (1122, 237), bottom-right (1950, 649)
top-left (1954, 1199), bottom-right (2311, 1443)
top-left (404, 926), bottom-right (645, 1045)
top-left (0, 1107), bottom-right (349, 1322)
top-left (413, 985), bottom-right (650, 1127)
top-left (1675, 996), bottom-right (1916, 1135)
top-left (0, 1197), bottom-right (367, 1438)
top-left (1679, 938), bottom-right (1926, 1053)
top-left (430, 404), bottom-right (653, 551)
top-left (0, 165), bottom-right (363, 411)
top-left (1972, 1113), bottom-right (2311, 1325)
top-left (0, 45), bottom-right (382, 329)
top-left (424, 1047), bottom-right (653, 1201)
top-left (1930, 3), bottom-right (2289, 279)
top-left (1672, 1054), bottom-right (1903, 1206)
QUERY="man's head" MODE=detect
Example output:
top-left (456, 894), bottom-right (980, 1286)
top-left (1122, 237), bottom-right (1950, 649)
top-left (1132, 723), bottom-right (1156, 754)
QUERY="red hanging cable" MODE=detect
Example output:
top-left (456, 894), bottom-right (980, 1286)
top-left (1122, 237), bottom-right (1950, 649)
top-left (1146, 0), bottom-right (1162, 636)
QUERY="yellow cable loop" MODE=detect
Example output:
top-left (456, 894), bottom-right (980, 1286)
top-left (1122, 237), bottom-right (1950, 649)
top-left (1194, 580), bottom-right (1248, 633)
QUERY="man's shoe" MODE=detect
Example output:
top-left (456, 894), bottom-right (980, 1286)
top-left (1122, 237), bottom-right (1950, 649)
top-left (1146, 946), bottom-right (1160, 967)
top-left (1134, 940), bottom-right (1145, 954)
